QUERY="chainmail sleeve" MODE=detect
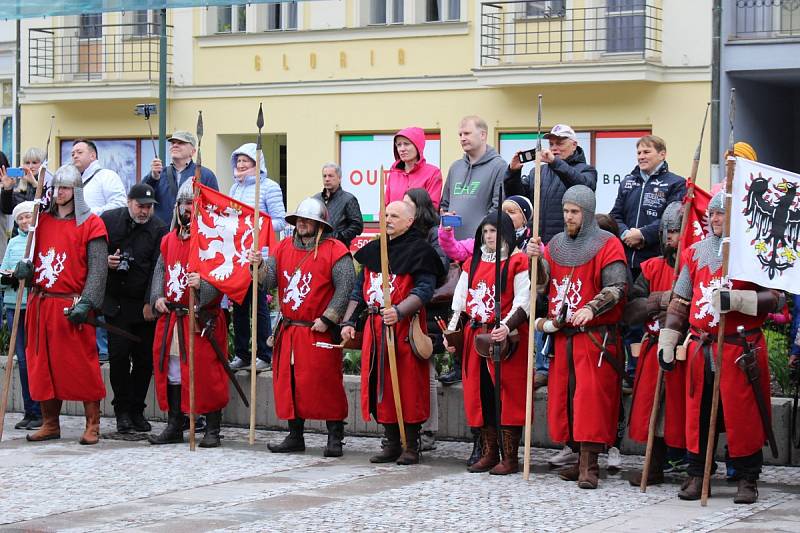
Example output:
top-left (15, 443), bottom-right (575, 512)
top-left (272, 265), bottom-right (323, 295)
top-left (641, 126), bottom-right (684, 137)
top-left (257, 256), bottom-right (277, 290)
top-left (82, 237), bottom-right (108, 309)
top-left (150, 253), bottom-right (165, 306)
top-left (323, 255), bottom-right (356, 324)
top-left (673, 264), bottom-right (693, 301)
top-left (197, 280), bottom-right (220, 308)
top-left (584, 260), bottom-right (627, 317)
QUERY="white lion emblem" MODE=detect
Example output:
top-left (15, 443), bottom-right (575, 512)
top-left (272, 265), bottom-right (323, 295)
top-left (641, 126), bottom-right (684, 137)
top-left (166, 261), bottom-right (188, 300)
top-left (551, 276), bottom-right (583, 322)
top-left (282, 269), bottom-right (312, 311)
top-left (197, 204), bottom-right (260, 281)
top-left (467, 281), bottom-right (495, 323)
top-left (694, 276), bottom-right (732, 327)
top-left (35, 247), bottom-right (66, 288)
top-left (366, 272), bottom-right (395, 306)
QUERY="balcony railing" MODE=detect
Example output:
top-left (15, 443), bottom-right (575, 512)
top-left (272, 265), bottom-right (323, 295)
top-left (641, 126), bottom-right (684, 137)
top-left (733, 0), bottom-right (800, 40)
top-left (479, 1), bottom-right (662, 67)
top-left (29, 23), bottom-right (173, 84)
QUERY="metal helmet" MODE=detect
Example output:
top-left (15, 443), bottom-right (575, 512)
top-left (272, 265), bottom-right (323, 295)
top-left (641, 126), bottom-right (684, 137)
top-left (49, 164), bottom-right (91, 226)
top-left (709, 190), bottom-right (726, 214)
top-left (171, 179), bottom-right (195, 232)
top-left (549, 185), bottom-right (611, 267)
top-left (285, 197), bottom-right (333, 233)
top-left (660, 201), bottom-right (683, 257)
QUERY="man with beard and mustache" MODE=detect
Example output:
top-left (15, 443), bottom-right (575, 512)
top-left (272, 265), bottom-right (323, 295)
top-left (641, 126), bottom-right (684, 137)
top-left (527, 185), bottom-right (628, 490)
top-left (248, 197), bottom-right (355, 457)
top-left (101, 184), bottom-right (168, 434)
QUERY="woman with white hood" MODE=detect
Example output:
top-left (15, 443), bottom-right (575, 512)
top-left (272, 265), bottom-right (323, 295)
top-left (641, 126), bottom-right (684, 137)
top-left (228, 143), bottom-right (287, 373)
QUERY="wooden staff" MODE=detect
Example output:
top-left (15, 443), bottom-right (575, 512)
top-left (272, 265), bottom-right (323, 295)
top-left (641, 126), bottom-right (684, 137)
top-left (701, 89), bottom-right (736, 506)
top-left (187, 110), bottom-right (204, 451)
top-left (0, 115), bottom-right (54, 441)
top-left (523, 94), bottom-right (543, 480)
top-left (641, 102), bottom-right (711, 492)
top-left (249, 103), bottom-right (264, 445)
top-left (379, 165), bottom-right (406, 448)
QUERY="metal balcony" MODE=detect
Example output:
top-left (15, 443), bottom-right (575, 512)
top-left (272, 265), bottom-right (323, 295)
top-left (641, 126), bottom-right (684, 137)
top-left (733, 0), bottom-right (800, 40)
top-left (479, 1), bottom-right (662, 67)
top-left (28, 23), bottom-right (172, 83)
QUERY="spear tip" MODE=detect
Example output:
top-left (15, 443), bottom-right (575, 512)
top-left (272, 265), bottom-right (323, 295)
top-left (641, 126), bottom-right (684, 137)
top-left (256, 102), bottom-right (264, 130)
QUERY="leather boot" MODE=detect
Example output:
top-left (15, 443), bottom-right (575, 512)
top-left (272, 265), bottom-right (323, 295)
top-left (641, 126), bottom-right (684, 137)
top-left (558, 462), bottom-right (580, 481)
top-left (466, 427), bottom-right (483, 467)
top-left (629, 438), bottom-right (667, 486)
top-left (678, 475), bottom-right (705, 500)
top-left (324, 420), bottom-right (345, 457)
top-left (490, 427), bottom-right (521, 475)
top-left (199, 411), bottom-right (222, 448)
top-left (370, 424), bottom-right (403, 463)
top-left (115, 412), bottom-right (135, 434)
top-left (79, 401), bottom-right (101, 445)
top-left (396, 423), bottom-right (421, 465)
top-left (27, 399), bottom-right (62, 442)
top-left (129, 411), bottom-right (152, 432)
top-left (734, 479), bottom-right (758, 504)
top-left (148, 384), bottom-right (184, 445)
top-left (578, 443), bottom-right (602, 489)
top-left (468, 426), bottom-right (500, 473)
top-left (268, 418), bottom-right (305, 453)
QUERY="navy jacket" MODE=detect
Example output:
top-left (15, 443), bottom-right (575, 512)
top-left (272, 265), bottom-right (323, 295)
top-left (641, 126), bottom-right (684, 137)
top-left (504, 146), bottom-right (597, 244)
top-left (609, 162), bottom-right (686, 271)
top-left (142, 160), bottom-right (219, 224)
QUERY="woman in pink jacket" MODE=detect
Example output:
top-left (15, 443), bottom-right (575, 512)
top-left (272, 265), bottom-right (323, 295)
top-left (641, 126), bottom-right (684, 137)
top-left (385, 127), bottom-right (443, 209)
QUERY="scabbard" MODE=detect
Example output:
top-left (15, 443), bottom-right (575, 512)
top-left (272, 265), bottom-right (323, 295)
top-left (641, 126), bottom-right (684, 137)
top-left (158, 317), bottom-right (170, 372)
top-left (737, 351), bottom-right (778, 458)
top-left (175, 314), bottom-right (188, 364)
top-left (84, 316), bottom-right (141, 343)
top-left (203, 323), bottom-right (250, 408)
top-left (378, 322), bottom-right (386, 404)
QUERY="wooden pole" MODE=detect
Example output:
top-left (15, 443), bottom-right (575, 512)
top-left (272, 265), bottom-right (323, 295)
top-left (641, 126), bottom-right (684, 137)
top-left (641, 102), bottom-right (710, 492)
top-left (249, 104), bottom-right (264, 445)
top-left (379, 165), bottom-right (406, 448)
top-left (0, 115), bottom-right (54, 441)
top-left (523, 94), bottom-right (543, 480)
top-left (187, 111), bottom-right (204, 451)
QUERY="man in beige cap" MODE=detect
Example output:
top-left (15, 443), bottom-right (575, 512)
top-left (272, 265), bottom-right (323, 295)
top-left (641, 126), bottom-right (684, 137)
top-left (142, 131), bottom-right (219, 223)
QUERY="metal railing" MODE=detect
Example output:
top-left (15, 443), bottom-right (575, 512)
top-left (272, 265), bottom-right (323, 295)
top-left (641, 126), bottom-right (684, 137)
top-left (29, 23), bottom-right (173, 83)
top-left (480, 1), bottom-right (662, 67)
top-left (733, 0), bottom-right (800, 40)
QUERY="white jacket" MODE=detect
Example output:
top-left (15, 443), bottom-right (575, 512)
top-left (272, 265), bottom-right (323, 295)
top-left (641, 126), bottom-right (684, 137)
top-left (80, 160), bottom-right (127, 215)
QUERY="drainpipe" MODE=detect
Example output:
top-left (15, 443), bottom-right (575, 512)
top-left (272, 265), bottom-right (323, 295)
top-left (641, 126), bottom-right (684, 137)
top-left (158, 8), bottom-right (167, 163)
top-left (710, 0), bottom-right (721, 184)
top-left (14, 19), bottom-right (21, 165)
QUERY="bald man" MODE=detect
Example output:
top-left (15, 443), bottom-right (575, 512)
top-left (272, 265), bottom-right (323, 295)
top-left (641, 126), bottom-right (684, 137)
top-left (342, 201), bottom-right (445, 465)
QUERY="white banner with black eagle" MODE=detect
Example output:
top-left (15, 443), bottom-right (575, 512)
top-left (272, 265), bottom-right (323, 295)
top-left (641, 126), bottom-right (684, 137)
top-left (729, 157), bottom-right (800, 292)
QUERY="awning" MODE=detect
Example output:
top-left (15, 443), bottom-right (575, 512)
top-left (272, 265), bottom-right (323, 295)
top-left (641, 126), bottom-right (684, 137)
top-left (0, 1), bottom-right (296, 20)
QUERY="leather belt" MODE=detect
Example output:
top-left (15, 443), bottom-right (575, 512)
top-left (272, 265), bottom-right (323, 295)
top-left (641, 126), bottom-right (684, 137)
top-left (687, 326), bottom-right (761, 397)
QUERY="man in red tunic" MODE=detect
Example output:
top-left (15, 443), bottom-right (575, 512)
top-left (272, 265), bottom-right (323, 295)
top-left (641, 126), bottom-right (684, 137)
top-left (148, 181), bottom-right (229, 448)
top-left (528, 184), bottom-right (628, 489)
top-left (19, 164), bottom-right (108, 445)
top-left (658, 191), bottom-right (782, 504)
top-left (249, 197), bottom-right (354, 456)
top-left (342, 201), bottom-right (444, 465)
top-left (624, 202), bottom-right (686, 485)
top-left (445, 212), bottom-right (530, 475)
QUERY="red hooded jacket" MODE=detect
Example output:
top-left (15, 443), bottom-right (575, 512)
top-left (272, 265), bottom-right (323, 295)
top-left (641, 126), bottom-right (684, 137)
top-left (385, 127), bottom-right (443, 208)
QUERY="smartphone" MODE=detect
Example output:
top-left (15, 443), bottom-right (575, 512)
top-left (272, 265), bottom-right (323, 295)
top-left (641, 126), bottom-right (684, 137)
top-left (518, 149), bottom-right (537, 163)
top-left (441, 214), bottom-right (462, 228)
top-left (6, 167), bottom-right (24, 178)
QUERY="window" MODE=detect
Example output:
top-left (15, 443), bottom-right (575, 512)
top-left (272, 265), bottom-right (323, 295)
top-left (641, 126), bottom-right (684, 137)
top-left (371, 0), bottom-right (404, 25)
top-left (525, 0), bottom-right (565, 18)
top-left (606, 0), bottom-right (646, 53)
top-left (267, 2), bottom-right (298, 31)
top-left (1, 81), bottom-right (12, 108)
top-left (426, 0), bottom-right (460, 22)
top-left (79, 13), bottom-right (102, 39)
top-left (132, 10), bottom-right (161, 37)
top-left (217, 4), bottom-right (247, 33)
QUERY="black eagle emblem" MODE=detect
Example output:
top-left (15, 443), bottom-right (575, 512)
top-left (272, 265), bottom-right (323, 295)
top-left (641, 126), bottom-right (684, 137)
top-left (743, 173), bottom-right (800, 279)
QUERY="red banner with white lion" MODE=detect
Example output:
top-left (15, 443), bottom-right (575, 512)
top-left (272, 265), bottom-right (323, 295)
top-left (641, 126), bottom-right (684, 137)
top-left (189, 182), bottom-right (273, 304)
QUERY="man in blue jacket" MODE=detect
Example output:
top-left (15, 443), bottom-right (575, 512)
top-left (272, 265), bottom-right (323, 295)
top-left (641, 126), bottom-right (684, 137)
top-left (142, 131), bottom-right (219, 223)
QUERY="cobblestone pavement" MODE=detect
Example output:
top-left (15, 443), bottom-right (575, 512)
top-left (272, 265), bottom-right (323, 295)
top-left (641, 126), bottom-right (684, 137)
top-left (1, 413), bottom-right (798, 532)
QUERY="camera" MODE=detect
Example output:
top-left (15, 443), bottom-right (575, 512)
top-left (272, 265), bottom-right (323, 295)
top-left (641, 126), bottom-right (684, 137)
top-left (117, 251), bottom-right (134, 273)
top-left (518, 148), bottom-right (537, 163)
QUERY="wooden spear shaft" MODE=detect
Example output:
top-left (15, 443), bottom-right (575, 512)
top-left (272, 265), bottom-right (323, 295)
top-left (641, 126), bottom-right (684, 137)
top-left (187, 111), bottom-right (204, 451)
top-left (249, 104), bottom-right (264, 445)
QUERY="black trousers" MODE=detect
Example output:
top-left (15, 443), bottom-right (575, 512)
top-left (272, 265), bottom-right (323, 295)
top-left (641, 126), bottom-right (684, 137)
top-left (108, 317), bottom-right (156, 415)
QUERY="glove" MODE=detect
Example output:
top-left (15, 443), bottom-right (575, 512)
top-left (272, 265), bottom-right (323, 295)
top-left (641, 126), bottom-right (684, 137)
top-left (13, 260), bottom-right (34, 283)
top-left (67, 298), bottom-right (93, 325)
top-left (534, 318), bottom-right (560, 333)
top-left (657, 328), bottom-right (681, 372)
top-left (712, 288), bottom-right (757, 316)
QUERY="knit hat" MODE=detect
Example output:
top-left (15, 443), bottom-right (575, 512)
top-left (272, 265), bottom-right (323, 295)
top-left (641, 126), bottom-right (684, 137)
top-left (12, 200), bottom-right (35, 222)
top-left (503, 195), bottom-right (533, 224)
top-left (733, 142), bottom-right (757, 161)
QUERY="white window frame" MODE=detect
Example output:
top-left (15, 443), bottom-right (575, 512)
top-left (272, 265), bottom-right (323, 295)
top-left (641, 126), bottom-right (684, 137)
top-left (215, 4), bottom-right (248, 34)
top-left (524, 0), bottom-right (566, 19)
top-left (367, 0), bottom-right (405, 25)
top-left (266, 2), bottom-right (299, 32)
top-left (419, 0), bottom-right (462, 23)
top-left (123, 9), bottom-right (160, 37)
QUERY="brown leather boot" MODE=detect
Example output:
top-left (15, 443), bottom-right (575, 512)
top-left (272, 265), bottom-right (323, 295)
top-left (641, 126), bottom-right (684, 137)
top-left (490, 427), bottom-right (521, 475)
top-left (733, 479), bottom-right (758, 504)
top-left (678, 475), bottom-right (705, 500)
top-left (396, 424), bottom-right (421, 465)
top-left (26, 399), bottom-right (62, 442)
top-left (629, 438), bottom-right (666, 487)
top-left (578, 443), bottom-right (602, 489)
top-left (557, 462), bottom-right (580, 481)
top-left (468, 426), bottom-right (500, 473)
top-left (369, 424), bottom-right (402, 463)
top-left (79, 401), bottom-right (101, 445)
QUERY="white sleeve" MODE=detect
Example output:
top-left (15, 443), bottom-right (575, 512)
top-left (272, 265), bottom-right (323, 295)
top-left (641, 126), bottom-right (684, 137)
top-left (91, 171), bottom-right (127, 215)
top-left (501, 269), bottom-right (531, 326)
top-left (448, 271), bottom-right (469, 330)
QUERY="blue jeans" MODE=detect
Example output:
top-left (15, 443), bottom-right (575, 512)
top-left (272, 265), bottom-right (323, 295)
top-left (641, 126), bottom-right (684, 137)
top-left (7, 309), bottom-right (40, 418)
top-left (96, 317), bottom-right (108, 358)
top-left (791, 294), bottom-right (800, 357)
top-left (232, 287), bottom-right (272, 363)
top-left (535, 330), bottom-right (550, 376)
